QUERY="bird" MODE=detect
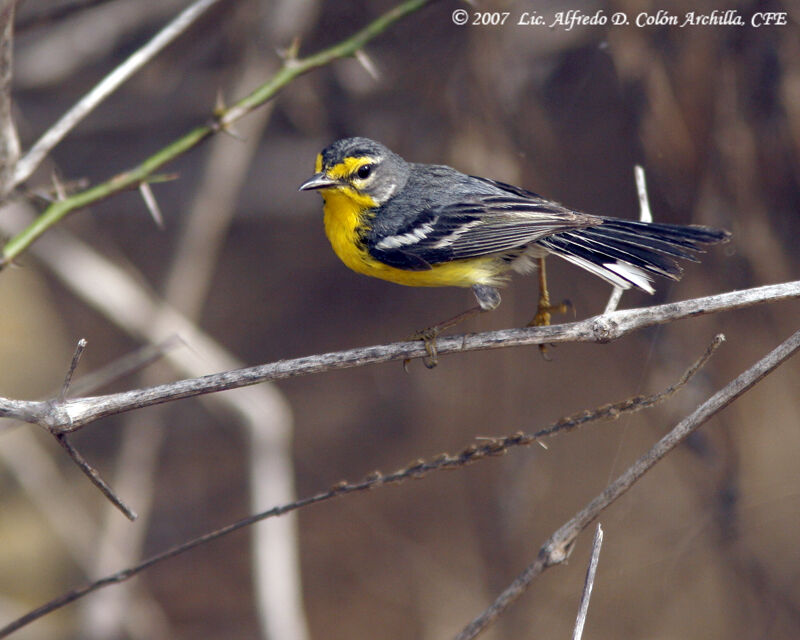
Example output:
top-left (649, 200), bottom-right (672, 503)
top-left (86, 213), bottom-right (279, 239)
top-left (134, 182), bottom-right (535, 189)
top-left (299, 137), bottom-right (730, 365)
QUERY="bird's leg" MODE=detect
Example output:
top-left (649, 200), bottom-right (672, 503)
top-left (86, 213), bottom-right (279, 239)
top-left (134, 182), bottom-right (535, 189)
top-left (411, 306), bottom-right (484, 369)
top-left (529, 257), bottom-right (571, 326)
top-left (409, 284), bottom-right (500, 369)
top-left (528, 257), bottom-right (571, 357)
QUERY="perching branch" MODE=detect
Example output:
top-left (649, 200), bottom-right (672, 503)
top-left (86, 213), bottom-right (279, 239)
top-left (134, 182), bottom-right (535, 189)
top-left (0, 280), bottom-right (797, 433)
top-left (0, 0), bottom-right (435, 267)
top-left (453, 326), bottom-right (800, 640)
top-left (0, 333), bottom-right (721, 638)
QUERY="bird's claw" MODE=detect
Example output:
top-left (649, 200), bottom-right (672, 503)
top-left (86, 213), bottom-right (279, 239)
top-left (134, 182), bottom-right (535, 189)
top-left (528, 298), bottom-right (572, 359)
top-left (529, 298), bottom-right (572, 327)
top-left (409, 326), bottom-right (441, 369)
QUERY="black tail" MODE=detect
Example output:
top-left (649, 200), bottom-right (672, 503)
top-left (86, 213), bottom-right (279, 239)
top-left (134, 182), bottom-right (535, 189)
top-left (537, 218), bottom-right (730, 293)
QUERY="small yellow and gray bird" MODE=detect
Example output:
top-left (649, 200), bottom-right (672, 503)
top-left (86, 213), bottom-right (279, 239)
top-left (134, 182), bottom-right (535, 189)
top-left (300, 137), bottom-right (729, 361)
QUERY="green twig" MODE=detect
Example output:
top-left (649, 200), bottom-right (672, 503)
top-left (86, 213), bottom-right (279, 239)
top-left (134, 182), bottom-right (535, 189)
top-left (0, 0), bottom-right (434, 268)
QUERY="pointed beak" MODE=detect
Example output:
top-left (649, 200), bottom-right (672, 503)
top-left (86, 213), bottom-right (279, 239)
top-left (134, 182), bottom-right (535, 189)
top-left (298, 172), bottom-right (339, 191)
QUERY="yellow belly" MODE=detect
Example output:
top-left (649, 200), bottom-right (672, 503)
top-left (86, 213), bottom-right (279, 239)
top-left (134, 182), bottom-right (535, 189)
top-left (321, 190), bottom-right (503, 288)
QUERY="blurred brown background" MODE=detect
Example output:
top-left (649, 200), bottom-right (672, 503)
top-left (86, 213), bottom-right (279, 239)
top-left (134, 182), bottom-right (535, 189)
top-left (1, 0), bottom-right (800, 638)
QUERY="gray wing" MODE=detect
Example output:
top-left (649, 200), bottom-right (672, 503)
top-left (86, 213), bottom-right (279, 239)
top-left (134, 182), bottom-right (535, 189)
top-left (366, 177), bottom-right (599, 270)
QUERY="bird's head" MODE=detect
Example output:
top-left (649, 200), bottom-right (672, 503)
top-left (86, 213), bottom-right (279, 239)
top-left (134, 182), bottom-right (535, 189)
top-left (299, 137), bottom-right (410, 208)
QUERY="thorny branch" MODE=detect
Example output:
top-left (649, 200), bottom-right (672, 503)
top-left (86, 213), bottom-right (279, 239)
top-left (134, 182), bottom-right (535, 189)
top-left (0, 0), bottom-right (435, 266)
top-left (11, 0), bottom-right (224, 188)
top-left (0, 280), bottom-right (797, 433)
top-left (0, 333), bottom-right (723, 637)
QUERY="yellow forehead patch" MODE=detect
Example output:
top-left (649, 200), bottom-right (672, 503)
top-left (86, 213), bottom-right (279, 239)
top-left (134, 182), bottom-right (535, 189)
top-left (327, 156), bottom-right (376, 180)
top-left (314, 153), bottom-right (323, 173)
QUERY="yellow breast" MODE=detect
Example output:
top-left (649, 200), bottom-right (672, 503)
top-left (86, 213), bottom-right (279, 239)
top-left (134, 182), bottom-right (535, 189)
top-left (321, 188), bottom-right (504, 288)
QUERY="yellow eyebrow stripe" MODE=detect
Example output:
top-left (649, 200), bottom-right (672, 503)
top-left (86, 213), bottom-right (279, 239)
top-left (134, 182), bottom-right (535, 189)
top-left (327, 156), bottom-right (376, 180)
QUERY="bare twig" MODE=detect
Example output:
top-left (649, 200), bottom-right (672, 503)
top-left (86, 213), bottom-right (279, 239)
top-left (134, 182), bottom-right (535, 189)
top-left (0, 335), bottom-right (718, 637)
top-left (572, 524), bottom-right (603, 640)
top-left (0, 280), bottom-right (797, 432)
top-left (604, 164), bottom-right (652, 314)
top-left (11, 0), bottom-right (224, 188)
top-left (67, 336), bottom-right (183, 397)
top-left (60, 338), bottom-right (87, 401)
top-left (602, 275), bottom-right (625, 314)
top-left (50, 339), bottom-right (138, 520)
top-left (453, 327), bottom-right (800, 640)
top-left (54, 433), bottom-right (137, 521)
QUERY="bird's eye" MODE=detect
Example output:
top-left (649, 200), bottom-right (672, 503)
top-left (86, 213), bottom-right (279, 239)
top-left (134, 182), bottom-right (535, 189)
top-left (356, 164), bottom-right (373, 180)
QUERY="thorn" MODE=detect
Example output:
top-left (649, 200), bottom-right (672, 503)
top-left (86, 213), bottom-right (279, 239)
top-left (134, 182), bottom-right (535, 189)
top-left (55, 433), bottom-right (138, 521)
top-left (60, 338), bottom-right (88, 402)
top-left (219, 124), bottom-right (246, 141)
top-left (211, 91), bottom-right (245, 139)
top-left (277, 36), bottom-right (301, 63)
top-left (139, 182), bottom-right (164, 229)
top-left (51, 171), bottom-right (68, 201)
top-left (355, 49), bottom-right (380, 81)
top-left (68, 335), bottom-right (185, 397)
top-left (213, 88), bottom-right (227, 119)
top-left (30, 176), bottom-right (88, 203)
top-left (144, 172), bottom-right (180, 185)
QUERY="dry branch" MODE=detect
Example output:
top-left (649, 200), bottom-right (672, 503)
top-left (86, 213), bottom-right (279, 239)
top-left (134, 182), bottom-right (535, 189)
top-left (453, 326), bottom-right (800, 639)
top-left (3, 326), bottom-right (797, 638)
top-left (572, 524), bottom-right (603, 640)
top-left (0, 279), bottom-right (797, 433)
